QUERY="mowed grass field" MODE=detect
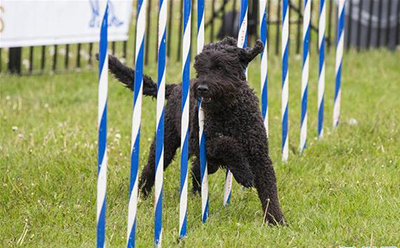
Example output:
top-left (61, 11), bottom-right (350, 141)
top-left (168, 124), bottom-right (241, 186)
top-left (1, 49), bottom-right (399, 247)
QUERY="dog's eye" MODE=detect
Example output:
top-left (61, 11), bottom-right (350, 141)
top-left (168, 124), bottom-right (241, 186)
top-left (217, 66), bottom-right (223, 71)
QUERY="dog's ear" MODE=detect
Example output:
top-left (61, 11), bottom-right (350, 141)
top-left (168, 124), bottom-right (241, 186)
top-left (238, 39), bottom-right (264, 66)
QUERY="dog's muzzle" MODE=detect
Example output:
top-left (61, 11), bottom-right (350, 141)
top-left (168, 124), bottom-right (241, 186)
top-left (196, 84), bottom-right (212, 103)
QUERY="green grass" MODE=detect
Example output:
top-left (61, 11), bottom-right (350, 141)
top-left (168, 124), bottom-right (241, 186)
top-left (1, 49), bottom-right (400, 247)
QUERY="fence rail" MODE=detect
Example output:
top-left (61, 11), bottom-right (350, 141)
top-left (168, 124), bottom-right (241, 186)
top-left (1, 0), bottom-right (399, 75)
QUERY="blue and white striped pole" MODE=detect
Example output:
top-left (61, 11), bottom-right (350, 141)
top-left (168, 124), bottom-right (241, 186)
top-left (198, 101), bottom-right (209, 223)
top-left (127, 0), bottom-right (147, 246)
top-left (237, 0), bottom-right (248, 49)
top-left (97, 2), bottom-right (108, 248)
top-left (282, 0), bottom-right (289, 162)
top-left (333, 0), bottom-right (345, 128)
top-left (179, 0), bottom-right (191, 239)
top-left (300, 0), bottom-right (310, 154)
top-left (318, 0), bottom-right (326, 139)
top-left (154, 0), bottom-right (167, 245)
top-left (260, 0), bottom-right (268, 135)
top-left (224, 0), bottom-right (248, 206)
top-left (197, 0), bottom-right (209, 224)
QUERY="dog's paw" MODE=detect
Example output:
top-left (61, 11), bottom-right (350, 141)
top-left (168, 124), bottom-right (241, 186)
top-left (231, 167), bottom-right (255, 188)
top-left (265, 214), bottom-right (287, 226)
top-left (139, 179), bottom-right (152, 199)
top-left (191, 186), bottom-right (201, 195)
top-left (139, 187), bottom-right (150, 199)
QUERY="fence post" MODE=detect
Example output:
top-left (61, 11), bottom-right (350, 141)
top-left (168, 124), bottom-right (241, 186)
top-left (8, 47), bottom-right (22, 74)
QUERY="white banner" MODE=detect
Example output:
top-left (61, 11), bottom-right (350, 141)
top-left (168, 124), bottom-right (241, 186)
top-left (0, 0), bottom-right (133, 48)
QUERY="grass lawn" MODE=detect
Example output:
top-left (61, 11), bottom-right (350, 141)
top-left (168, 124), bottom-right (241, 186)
top-left (1, 49), bottom-right (399, 247)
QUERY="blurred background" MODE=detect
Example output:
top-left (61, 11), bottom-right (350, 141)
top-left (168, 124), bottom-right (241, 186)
top-left (1, 0), bottom-right (399, 75)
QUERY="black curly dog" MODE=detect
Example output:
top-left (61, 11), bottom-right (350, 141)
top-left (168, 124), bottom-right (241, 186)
top-left (102, 37), bottom-right (284, 224)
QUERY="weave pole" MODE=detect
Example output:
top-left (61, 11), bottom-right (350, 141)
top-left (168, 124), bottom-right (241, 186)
top-left (260, 0), bottom-right (268, 135)
top-left (300, 0), bottom-right (310, 154)
top-left (223, 0), bottom-right (248, 207)
top-left (179, 0), bottom-right (191, 239)
top-left (197, 0), bottom-right (209, 223)
top-left (127, 0), bottom-right (147, 246)
top-left (333, 0), bottom-right (345, 128)
top-left (97, 2), bottom-right (108, 248)
top-left (282, 0), bottom-right (289, 162)
top-left (198, 101), bottom-right (209, 223)
top-left (318, 0), bottom-right (326, 139)
top-left (154, 0), bottom-right (167, 245)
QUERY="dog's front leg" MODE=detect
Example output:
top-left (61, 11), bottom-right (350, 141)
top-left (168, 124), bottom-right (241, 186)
top-left (206, 135), bottom-right (255, 188)
top-left (253, 162), bottom-right (285, 225)
top-left (191, 157), bottom-right (220, 194)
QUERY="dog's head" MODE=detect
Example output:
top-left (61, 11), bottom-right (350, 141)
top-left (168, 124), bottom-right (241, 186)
top-left (192, 37), bottom-right (263, 109)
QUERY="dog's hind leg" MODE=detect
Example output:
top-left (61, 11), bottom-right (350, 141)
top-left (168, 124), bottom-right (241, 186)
top-left (139, 120), bottom-right (180, 198)
top-left (206, 136), bottom-right (255, 188)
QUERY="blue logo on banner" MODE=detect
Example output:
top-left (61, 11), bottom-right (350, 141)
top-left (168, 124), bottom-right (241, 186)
top-left (89, 0), bottom-right (123, 28)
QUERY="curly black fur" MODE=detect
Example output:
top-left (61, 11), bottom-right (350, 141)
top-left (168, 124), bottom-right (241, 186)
top-left (102, 37), bottom-right (285, 224)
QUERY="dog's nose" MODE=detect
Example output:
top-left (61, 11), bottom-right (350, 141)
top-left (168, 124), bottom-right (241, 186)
top-left (196, 84), bottom-right (209, 95)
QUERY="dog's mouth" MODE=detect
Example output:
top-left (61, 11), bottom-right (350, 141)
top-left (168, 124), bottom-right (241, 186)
top-left (201, 97), bottom-right (212, 103)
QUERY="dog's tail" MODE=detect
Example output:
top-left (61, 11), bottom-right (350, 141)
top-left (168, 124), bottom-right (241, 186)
top-left (99, 54), bottom-right (177, 99)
